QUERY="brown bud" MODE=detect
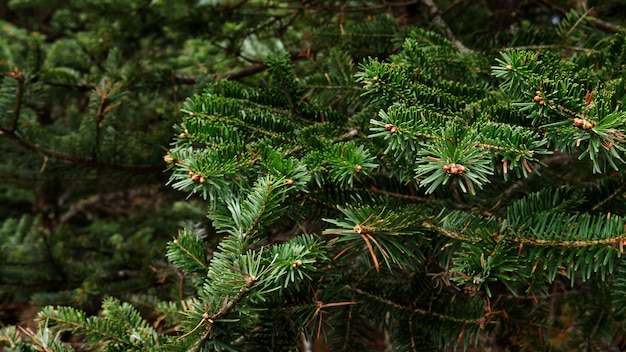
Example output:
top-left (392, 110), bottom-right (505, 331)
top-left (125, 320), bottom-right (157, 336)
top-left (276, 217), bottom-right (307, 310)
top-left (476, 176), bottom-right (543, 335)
top-left (535, 91), bottom-right (542, 96)
top-left (163, 156), bottom-right (175, 163)
top-left (574, 118), bottom-right (584, 128)
top-left (457, 164), bottom-right (466, 173)
top-left (449, 165), bottom-right (459, 175)
top-left (283, 178), bottom-right (294, 185)
top-left (385, 124), bottom-right (393, 131)
top-left (191, 174), bottom-right (200, 182)
top-left (443, 164), bottom-right (452, 172)
top-left (390, 126), bottom-right (397, 133)
top-left (188, 171), bottom-right (195, 177)
top-left (355, 165), bottom-right (363, 171)
top-left (199, 176), bottom-right (206, 184)
top-left (505, 65), bottom-right (513, 71)
top-left (538, 100), bottom-right (545, 105)
top-left (533, 95), bottom-right (542, 102)
top-left (292, 260), bottom-right (303, 268)
top-left (585, 121), bottom-right (593, 130)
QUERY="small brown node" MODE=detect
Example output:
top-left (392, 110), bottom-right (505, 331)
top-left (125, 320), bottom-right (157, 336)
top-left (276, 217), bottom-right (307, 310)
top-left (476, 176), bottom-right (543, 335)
top-left (573, 118), bottom-right (584, 128)
top-left (444, 163), bottom-right (466, 175)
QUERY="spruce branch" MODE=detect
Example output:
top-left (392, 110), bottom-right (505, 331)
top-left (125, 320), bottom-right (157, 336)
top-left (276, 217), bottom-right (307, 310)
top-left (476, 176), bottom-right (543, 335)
top-left (18, 324), bottom-right (75, 352)
top-left (91, 77), bottom-right (124, 160)
top-left (7, 67), bottom-right (24, 133)
top-left (184, 111), bottom-right (282, 139)
top-left (590, 182), bottom-right (626, 212)
top-left (193, 276), bottom-right (258, 350)
top-left (38, 306), bottom-right (133, 350)
top-left (352, 287), bottom-right (489, 325)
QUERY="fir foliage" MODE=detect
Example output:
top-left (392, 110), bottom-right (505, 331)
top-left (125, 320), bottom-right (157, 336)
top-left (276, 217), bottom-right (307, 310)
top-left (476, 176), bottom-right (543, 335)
top-left (5, 1), bottom-right (626, 351)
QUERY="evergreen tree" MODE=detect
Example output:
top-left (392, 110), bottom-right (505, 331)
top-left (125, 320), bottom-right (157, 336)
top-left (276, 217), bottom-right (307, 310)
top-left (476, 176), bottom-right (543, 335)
top-left (4, 1), bottom-right (626, 351)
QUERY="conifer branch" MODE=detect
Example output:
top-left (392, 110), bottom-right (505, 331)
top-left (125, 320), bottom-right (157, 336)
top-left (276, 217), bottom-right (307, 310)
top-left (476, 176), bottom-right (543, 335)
top-left (7, 67), bottom-right (24, 132)
top-left (40, 310), bottom-right (130, 347)
top-left (590, 183), bottom-right (626, 212)
top-left (189, 112), bottom-right (282, 138)
top-left (421, 220), bottom-right (474, 242)
top-left (514, 234), bottom-right (626, 249)
top-left (194, 272), bottom-right (259, 350)
top-left (0, 130), bottom-right (161, 172)
top-left (171, 237), bottom-right (208, 272)
top-left (424, 216), bottom-right (626, 250)
top-left (369, 185), bottom-right (430, 203)
top-left (91, 79), bottom-right (123, 160)
top-left (352, 287), bottom-right (485, 325)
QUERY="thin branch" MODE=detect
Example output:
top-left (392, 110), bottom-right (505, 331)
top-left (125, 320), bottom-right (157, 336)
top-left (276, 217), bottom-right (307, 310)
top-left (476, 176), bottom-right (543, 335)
top-left (418, 0), bottom-right (468, 51)
top-left (533, 0), bottom-right (620, 34)
top-left (353, 286), bottom-right (489, 325)
top-left (214, 48), bottom-right (313, 81)
top-left (369, 185), bottom-right (431, 203)
top-left (423, 217), bottom-right (626, 250)
top-left (590, 182), bottom-right (626, 212)
top-left (589, 16), bottom-right (620, 34)
top-left (440, 0), bottom-right (465, 16)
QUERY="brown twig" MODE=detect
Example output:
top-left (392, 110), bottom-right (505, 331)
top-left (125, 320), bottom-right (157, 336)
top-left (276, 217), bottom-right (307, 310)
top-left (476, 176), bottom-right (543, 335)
top-left (418, 0), bottom-right (468, 51)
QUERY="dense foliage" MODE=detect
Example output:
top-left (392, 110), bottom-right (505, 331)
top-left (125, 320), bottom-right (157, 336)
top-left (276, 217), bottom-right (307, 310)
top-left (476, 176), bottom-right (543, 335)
top-left (3, 0), bottom-right (626, 351)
